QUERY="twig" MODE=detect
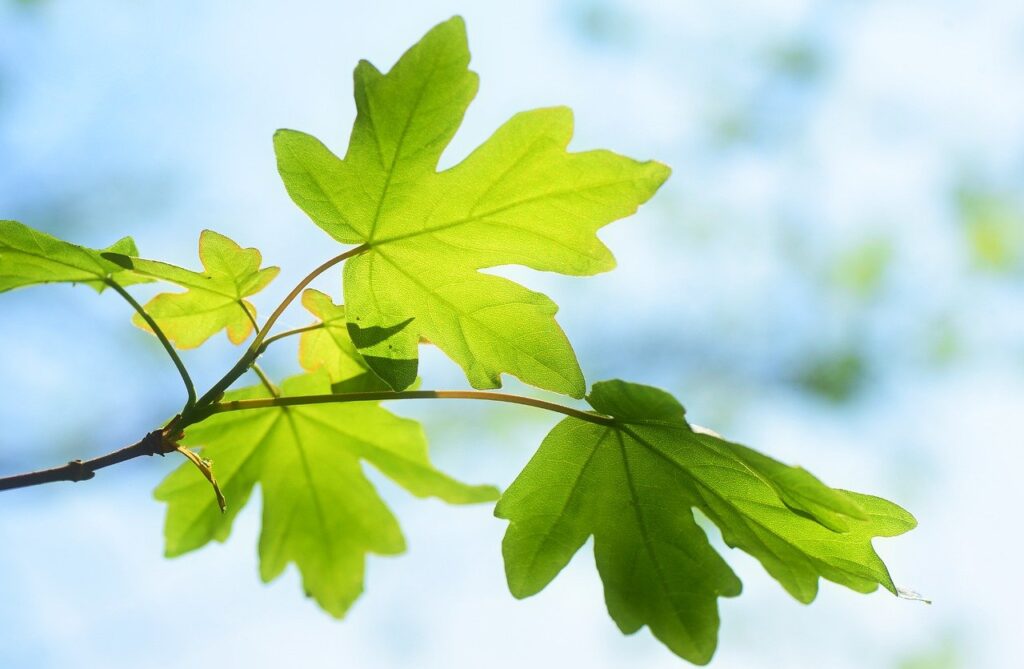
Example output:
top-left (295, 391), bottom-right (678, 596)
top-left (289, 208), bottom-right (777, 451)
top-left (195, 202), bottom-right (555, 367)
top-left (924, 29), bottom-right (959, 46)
top-left (209, 389), bottom-right (616, 427)
top-left (0, 430), bottom-right (175, 492)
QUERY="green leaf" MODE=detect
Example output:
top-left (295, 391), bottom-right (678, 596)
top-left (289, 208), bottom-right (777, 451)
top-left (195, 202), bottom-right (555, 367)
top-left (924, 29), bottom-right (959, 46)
top-left (0, 219), bottom-right (149, 293)
top-left (495, 379), bottom-right (915, 664)
top-left (155, 371), bottom-right (498, 617)
top-left (274, 17), bottom-right (669, 398)
top-left (298, 288), bottom-right (391, 392)
top-left (106, 230), bottom-right (280, 348)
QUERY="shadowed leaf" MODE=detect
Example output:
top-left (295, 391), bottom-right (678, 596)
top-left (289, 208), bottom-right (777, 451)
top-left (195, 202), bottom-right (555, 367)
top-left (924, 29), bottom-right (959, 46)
top-left (496, 379), bottom-right (915, 663)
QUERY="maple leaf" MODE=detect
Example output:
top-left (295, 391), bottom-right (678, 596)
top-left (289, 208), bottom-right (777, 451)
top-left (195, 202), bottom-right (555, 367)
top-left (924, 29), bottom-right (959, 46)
top-left (274, 17), bottom-right (669, 398)
top-left (155, 370), bottom-right (499, 617)
top-left (0, 219), bottom-right (149, 292)
top-left (298, 288), bottom-right (391, 392)
top-left (105, 230), bottom-right (279, 348)
top-left (495, 380), bottom-right (915, 664)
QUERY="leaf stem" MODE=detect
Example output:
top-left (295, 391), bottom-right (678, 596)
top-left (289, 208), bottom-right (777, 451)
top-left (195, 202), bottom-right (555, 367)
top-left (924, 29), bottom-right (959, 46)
top-left (106, 279), bottom-right (197, 410)
top-left (260, 323), bottom-right (324, 349)
top-left (251, 363), bottom-right (280, 396)
top-left (252, 244), bottom-right (369, 353)
top-left (0, 388), bottom-right (612, 493)
top-left (184, 244), bottom-right (369, 417)
top-left (207, 390), bottom-right (615, 427)
top-left (239, 300), bottom-right (260, 333)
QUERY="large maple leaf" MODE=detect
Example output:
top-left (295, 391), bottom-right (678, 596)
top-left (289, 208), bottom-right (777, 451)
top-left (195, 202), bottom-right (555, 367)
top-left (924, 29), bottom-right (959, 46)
top-left (496, 380), bottom-right (916, 664)
top-left (274, 17), bottom-right (669, 397)
top-left (156, 371), bottom-right (497, 617)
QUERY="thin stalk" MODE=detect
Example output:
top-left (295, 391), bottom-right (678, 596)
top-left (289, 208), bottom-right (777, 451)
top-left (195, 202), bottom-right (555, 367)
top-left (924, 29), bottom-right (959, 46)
top-left (252, 244), bottom-right (369, 353)
top-left (0, 388), bottom-right (612, 493)
top-left (185, 244), bottom-right (369, 416)
top-left (208, 390), bottom-right (616, 427)
top-left (239, 300), bottom-right (260, 332)
top-left (251, 363), bottom-right (280, 396)
top-left (107, 279), bottom-right (197, 410)
top-left (260, 323), bottom-right (324, 349)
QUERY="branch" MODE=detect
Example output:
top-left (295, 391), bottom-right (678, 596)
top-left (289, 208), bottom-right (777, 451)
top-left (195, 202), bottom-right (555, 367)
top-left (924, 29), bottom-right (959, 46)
top-left (187, 244), bottom-right (369, 413)
top-left (1, 246), bottom-right (373, 494)
top-left (0, 429), bottom-right (175, 492)
top-left (4, 245), bottom-right (609, 492)
top-left (0, 388), bottom-right (613, 493)
top-left (252, 244), bottom-right (370, 353)
top-left (206, 389), bottom-right (616, 427)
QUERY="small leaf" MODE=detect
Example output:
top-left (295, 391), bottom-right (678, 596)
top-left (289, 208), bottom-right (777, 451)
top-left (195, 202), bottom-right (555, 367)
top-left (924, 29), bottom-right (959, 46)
top-left (0, 220), bottom-right (149, 293)
top-left (155, 371), bottom-right (498, 617)
top-left (298, 288), bottom-right (391, 391)
top-left (496, 379), bottom-right (915, 664)
top-left (106, 230), bottom-right (280, 348)
top-left (275, 17), bottom-right (669, 397)
top-left (174, 444), bottom-right (227, 514)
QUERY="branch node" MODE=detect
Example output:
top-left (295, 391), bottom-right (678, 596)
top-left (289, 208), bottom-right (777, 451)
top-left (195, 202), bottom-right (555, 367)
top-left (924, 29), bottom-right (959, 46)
top-left (67, 460), bottom-right (95, 482)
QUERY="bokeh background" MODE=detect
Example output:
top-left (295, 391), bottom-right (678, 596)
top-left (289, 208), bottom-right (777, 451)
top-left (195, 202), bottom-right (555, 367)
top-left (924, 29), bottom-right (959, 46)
top-left (1, 1), bottom-right (1022, 667)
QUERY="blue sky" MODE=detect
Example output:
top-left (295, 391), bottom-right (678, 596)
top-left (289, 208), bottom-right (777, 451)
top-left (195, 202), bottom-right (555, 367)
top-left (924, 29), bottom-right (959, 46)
top-left (1, 1), bottom-right (1023, 667)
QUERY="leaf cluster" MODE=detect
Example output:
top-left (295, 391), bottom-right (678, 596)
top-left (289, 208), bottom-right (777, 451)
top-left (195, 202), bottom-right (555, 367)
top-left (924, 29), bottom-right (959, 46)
top-left (0, 16), bottom-right (916, 664)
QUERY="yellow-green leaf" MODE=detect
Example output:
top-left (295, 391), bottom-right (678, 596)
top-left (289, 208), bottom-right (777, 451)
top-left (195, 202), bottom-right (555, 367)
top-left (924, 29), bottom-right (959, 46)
top-left (496, 379), bottom-right (915, 664)
top-left (275, 17), bottom-right (669, 397)
top-left (298, 288), bottom-right (390, 391)
top-left (106, 230), bottom-right (279, 348)
top-left (0, 219), bottom-right (149, 293)
top-left (155, 371), bottom-right (498, 617)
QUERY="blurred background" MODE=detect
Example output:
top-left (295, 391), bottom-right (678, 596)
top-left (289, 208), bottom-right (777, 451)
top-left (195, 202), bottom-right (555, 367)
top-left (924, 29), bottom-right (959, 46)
top-left (1, 1), bottom-right (1022, 667)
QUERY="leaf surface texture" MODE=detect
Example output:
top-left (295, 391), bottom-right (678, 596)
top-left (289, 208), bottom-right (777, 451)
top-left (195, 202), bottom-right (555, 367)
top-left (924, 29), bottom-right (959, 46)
top-left (496, 380), bottom-right (915, 663)
top-left (156, 371), bottom-right (498, 616)
top-left (275, 18), bottom-right (670, 396)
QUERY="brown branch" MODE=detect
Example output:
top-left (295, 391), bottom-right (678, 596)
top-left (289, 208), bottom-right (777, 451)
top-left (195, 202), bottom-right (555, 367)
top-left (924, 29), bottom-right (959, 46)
top-left (186, 244), bottom-right (369, 416)
top-left (0, 429), bottom-right (175, 492)
top-left (208, 390), bottom-right (616, 426)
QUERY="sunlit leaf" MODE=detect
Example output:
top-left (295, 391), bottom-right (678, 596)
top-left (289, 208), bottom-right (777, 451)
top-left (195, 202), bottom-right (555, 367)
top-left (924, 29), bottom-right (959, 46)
top-left (298, 288), bottom-right (390, 391)
top-left (155, 371), bottom-right (499, 617)
top-left (496, 379), bottom-right (915, 663)
top-left (275, 17), bottom-right (669, 397)
top-left (105, 230), bottom-right (279, 348)
top-left (0, 219), bottom-right (149, 293)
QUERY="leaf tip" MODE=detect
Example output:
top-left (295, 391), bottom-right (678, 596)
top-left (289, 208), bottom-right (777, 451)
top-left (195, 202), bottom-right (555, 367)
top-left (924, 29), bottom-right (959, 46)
top-left (649, 160), bottom-right (672, 186)
top-left (439, 14), bottom-right (468, 36)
